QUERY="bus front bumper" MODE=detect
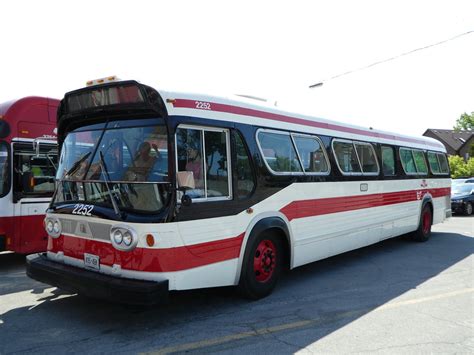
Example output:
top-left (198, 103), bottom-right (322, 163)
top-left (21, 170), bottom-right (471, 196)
top-left (26, 253), bottom-right (169, 305)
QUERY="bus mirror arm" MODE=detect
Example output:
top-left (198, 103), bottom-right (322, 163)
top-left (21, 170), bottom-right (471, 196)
top-left (177, 187), bottom-right (192, 207)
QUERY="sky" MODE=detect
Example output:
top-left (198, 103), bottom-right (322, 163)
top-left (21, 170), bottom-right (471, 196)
top-left (1, 0), bottom-right (473, 137)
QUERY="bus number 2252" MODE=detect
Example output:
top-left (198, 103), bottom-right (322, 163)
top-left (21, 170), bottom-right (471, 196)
top-left (72, 204), bottom-right (94, 216)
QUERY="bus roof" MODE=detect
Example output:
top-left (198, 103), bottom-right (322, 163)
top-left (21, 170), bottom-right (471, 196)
top-left (158, 88), bottom-right (446, 153)
top-left (0, 96), bottom-right (59, 141)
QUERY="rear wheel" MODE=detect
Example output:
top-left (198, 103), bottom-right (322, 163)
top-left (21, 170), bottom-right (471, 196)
top-left (464, 202), bottom-right (473, 216)
top-left (239, 232), bottom-right (283, 300)
top-left (412, 203), bottom-right (432, 242)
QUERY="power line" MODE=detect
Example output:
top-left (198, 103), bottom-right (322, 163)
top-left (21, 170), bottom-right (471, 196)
top-left (309, 30), bottom-right (474, 88)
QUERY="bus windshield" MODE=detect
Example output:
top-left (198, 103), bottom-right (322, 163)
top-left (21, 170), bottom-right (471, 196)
top-left (53, 118), bottom-right (170, 213)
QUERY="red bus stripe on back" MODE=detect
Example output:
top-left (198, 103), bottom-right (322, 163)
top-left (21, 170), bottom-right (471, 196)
top-left (279, 187), bottom-right (450, 221)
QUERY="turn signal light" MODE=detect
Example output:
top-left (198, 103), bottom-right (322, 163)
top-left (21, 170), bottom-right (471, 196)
top-left (146, 234), bottom-right (155, 247)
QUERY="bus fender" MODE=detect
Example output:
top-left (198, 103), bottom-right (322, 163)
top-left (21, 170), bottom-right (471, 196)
top-left (234, 212), bottom-right (294, 284)
top-left (418, 193), bottom-right (434, 227)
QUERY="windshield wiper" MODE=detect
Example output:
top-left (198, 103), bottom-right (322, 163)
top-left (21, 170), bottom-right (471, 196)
top-left (98, 151), bottom-right (122, 220)
top-left (65, 151), bottom-right (91, 177)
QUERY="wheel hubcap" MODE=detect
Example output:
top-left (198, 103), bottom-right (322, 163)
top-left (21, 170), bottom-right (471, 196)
top-left (254, 239), bottom-right (277, 283)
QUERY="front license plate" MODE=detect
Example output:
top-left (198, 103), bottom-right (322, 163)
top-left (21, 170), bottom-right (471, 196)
top-left (84, 253), bottom-right (100, 270)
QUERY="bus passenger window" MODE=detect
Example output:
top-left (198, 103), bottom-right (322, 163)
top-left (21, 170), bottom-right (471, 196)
top-left (293, 135), bottom-right (329, 174)
top-left (354, 143), bottom-right (379, 174)
top-left (427, 152), bottom-right (441, 174)
top-left (400, 148), bottom-right (419, 174)
top-left (176, 126), bottom-right (231, 200)
top-left (381, 146), bottom-right (395, 176)
top-left (205, 130), bottom-right (229, 198)
top-left (413, 150), bottom-right (428, 174)
top-left (333, 141), bottom-right (361, 174)
top-left (176, 128), bottom-right (205, 198)
top-left (258, 131), bottom-right (302, 173)
top-left (437, 153), bottom-right (449, 174)
top-left (233, 131), bottom-right (255, 198)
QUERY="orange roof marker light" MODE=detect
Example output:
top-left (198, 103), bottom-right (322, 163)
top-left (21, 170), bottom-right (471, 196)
top-left (86, 76), bottom-right (121, 87)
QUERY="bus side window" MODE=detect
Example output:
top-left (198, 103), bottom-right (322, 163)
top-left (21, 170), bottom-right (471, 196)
top-left (233, 131), bottom-right (255, 199)
top-left (437, 153), bottom-right (449, 174)
top-left (13, 143), bottom-right (57, 196)
top-left (399, 148), bottom-right (417, 174)
top-left (332, 140), bottom-right (361, 174)
top-left (427, 151), bottom-right (441, 174)
top-left (381, 146), bottom-right (396, 176)
top-left (0, 142), bottom-right (10, 197)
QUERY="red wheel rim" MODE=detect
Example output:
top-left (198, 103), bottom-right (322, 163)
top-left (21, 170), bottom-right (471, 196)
top-left (254, 239), bottom-right (277, 283)
top-left (422, 210), bottom-right (431, 235)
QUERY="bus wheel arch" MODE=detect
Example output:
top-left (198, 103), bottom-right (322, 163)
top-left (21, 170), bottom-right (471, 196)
top-left (412, 199), bottom-right (433, 242)
top-left (237, 216), bottom-right (291, 299)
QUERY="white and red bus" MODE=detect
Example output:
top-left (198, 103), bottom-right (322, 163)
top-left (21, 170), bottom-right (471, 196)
top-left (27, 78), bottom-right (450, 304)
top-left (0, 97), bottom-right (59, 254)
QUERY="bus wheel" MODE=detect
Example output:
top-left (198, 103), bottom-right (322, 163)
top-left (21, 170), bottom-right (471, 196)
top-left (239, 232), bottom-right (283, 300)
top-left (412, 204), bottom-right (432, 242)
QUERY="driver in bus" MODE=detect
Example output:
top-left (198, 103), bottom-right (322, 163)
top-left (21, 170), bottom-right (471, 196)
top-left (131, 142), bottom-right (157, 181)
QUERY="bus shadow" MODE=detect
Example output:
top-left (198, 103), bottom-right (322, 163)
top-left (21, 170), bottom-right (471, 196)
top-left (0, 231), bottom-right (473, 353)
top-left (0, 253), bottom-right (50, 296)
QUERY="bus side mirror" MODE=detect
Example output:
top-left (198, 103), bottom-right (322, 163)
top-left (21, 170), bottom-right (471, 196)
top-left (181, 194), bottom-right (192, 206)
top-left (177, 171), bottom-right (195, 190)
top-left (177, 171), bottom-right (195, 207)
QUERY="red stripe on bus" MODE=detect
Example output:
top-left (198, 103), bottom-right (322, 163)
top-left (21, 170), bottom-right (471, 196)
top-left (49, 233), bottom-right (244, 272)
top-left (48, 187), bottom-right (449, 272)
top-left (172, 99), bottom-right (443, 148)
top-left (280, 187), bottom-right (450, 221)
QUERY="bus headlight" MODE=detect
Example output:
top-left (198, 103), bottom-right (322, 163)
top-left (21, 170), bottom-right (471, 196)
top-left (113, 229), bottom-right (123, 244)
top-left (44, 217), bottom-right (61, 238)
top-left (46, 220), bottom-right (54, 234)
top-left (122, 231), bottom-right (133, 246)
top-left (110, 225), bottom-right (138, 251)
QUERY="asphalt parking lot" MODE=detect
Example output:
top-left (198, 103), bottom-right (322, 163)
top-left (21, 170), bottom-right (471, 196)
top-left (0, 216), bottom-right (472, 354)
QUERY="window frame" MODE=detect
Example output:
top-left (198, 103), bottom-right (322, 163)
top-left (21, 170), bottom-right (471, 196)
top-left (399, 148), bottom-right (428, 176)
top-left (353, 141), bottom-right (380, 175)
top-left (427, 151), bottom-right (450, 176)
top-left (0, 140), bottom-right (11, 198)
top-left (256, 128), bottom-right (303, 176)
top-left (290, 133), bottom-right (331, 176)
top-left (175, 124), bottom-right (233, 203)
top-left (12, 141), bottom-right (58, 199)
top-left (427, 151), bottom-right (441, 175)
top-left (381, 145), bottom-right (396, 176)
top-left (331, 139), bottom-right (379, 176)
top-left (232, 130), bottom-right (257, 199)
top-left (436, 153), bottom-right (450, 175)
top-left (412, 149), bottom-right (428, 175)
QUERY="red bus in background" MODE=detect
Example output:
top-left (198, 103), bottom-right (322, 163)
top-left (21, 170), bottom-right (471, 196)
top-left (0, 97), bottom-right (59, 254)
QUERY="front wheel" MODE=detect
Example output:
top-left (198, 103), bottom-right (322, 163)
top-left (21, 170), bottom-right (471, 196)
top-left (412, 203), bottom-right (432, 242)
top-left (238, 232), bottom-right (283, 300)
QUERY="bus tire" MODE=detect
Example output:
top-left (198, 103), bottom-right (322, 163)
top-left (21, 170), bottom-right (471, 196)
top-left (412, 203), bottom-right (432, 242)
top-left (238, 231), bottom-right (283, 300)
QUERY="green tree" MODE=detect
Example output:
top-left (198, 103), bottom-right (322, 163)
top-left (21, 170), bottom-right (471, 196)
top-left (449, 155), bottom-right (474, 178)
top-left (453, 112), bottom-right (474, 131)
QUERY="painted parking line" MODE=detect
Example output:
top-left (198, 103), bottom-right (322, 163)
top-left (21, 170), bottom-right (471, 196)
top-left (146, 287), bottom-right (474, 355)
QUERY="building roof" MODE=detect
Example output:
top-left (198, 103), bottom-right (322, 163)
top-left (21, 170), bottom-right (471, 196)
top-left (423, 129), bottom-right (473, 152)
